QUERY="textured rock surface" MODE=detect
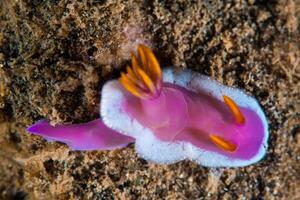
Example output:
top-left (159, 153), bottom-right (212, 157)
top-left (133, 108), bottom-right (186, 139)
top-left (0, 0), bottom-right (299, 199)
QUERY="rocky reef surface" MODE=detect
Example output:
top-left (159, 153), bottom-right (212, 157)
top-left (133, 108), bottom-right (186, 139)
top-left (0, 0), bottom-right (299, 199)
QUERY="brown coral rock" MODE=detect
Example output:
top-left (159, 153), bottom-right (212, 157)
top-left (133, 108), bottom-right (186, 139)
top-left (0, 0), bottom-right (299, 199)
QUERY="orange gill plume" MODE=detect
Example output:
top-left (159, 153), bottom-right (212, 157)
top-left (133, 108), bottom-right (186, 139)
top-left (119, 44), bottom-right (162, 99)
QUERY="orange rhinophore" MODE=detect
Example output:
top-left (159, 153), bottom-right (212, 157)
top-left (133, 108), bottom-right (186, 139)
top-left (223, 95), bottom-right (246, 124)
top-left (209, 134), bottom-right (237, 152)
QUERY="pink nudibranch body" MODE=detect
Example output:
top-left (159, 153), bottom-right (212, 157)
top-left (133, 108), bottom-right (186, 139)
top-left (27, 119), bottom-right (134, 150)
top-left (27, 45), bottom-right (268, 167)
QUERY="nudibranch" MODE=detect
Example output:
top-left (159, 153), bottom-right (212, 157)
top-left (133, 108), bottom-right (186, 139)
top-left (101, 44), bottom-right (268, 167)
top-left (27, 44), bottom-right (268, 167)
